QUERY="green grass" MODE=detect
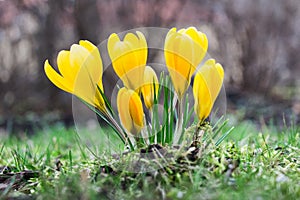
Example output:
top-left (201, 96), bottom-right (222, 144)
top-left (0, 121), bottom-right (299, 200)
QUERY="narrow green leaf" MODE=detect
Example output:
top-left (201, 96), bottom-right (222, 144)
top-left (164, 83), bottom-right (170, 144)
top-left (212, 118), bottom-right (228, 140)
top-left (68, 150), bottom-right (73, 171)
top-left (169, 84), bottom-right (175, 143)
top-left (212, 115), bottom-right (225, 130)
top-left (0, 143), bottom-right (5, 158)
top-left (97, 84), bottom-right (115, 116)
top-left (215, 126), bottom-right (234, 146)
top-left (78, 97), bottom-right (126, 144)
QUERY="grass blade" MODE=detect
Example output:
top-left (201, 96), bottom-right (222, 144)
top-left (0, 143), bottom-right (4, 158)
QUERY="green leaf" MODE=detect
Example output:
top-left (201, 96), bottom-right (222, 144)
top-left (97, 84), bottom-right (115, 116)
top-left (78, 97), bottom-right (126, 145)
top-left (215, 126), bottom-right (234, 146)
top-left (212, 118), bottom-right (228, 140)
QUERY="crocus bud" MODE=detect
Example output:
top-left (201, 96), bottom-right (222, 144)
top-left (141, 66), bottom-right (159, 109)
top-left (164, 27), bottom-right (208, 99)
top-left (193, 59), bottom-right (224, 121)
top-left (117, 87), bottom-right (145, 135)
top-left (108, 31), bottom-right (147, 92)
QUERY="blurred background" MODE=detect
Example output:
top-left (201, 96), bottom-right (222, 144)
top-left (0, 0), bottom-right (299, 134)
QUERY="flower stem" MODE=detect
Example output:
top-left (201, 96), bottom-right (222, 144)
top-left (106, 113), bottom-right (134, 151)
top-left (173, 98), bottom-right (184, 145)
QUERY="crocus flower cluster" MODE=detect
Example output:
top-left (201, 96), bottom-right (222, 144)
top-left (44, 27), bottom-right (224, 149)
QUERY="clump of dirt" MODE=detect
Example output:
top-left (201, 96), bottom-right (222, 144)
top-left (93, 124), bottom-right (240, 198)
top-left (0, 166), bottom-right (39, 193)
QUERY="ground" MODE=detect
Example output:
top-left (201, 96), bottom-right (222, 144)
top-left (0, 119), bottom-right (299, 200)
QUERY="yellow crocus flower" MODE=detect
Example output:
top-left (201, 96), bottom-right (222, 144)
top-left (141, 66), bottom-right (159, 109)
top-left (117, 87), bottom-right (144, 135)
top-left (107, 31), bottom-right (147, 91)
top-left (44, 40), bottom-right (106, 113)
top-left (164, 27), bottom-right (208, 99)
top-left (193, 59), bottom-right (224, 121)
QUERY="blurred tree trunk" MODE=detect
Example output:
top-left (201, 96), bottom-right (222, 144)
top-left (74, 0), bottom-right (101, 43)
top-left (37, 0), bottom-right (73, 116)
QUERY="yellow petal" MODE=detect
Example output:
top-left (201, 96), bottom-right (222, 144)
top-left (216, 63), bottom-right (224, 78)
top-left (117, 88), bottom-right (133, 133)
top-left (69, 44), bottom-right (90, 74)
top-left (108, 32), bottom-right (147, 91)
top-left (136, 31), bottom-right (148, 66)
top-left (107, 33), bottom-right (121, 71)
top-left (164, 31), bottom-right (194, 98)
top-left (108, 34), bottom-right (138, 81)
top-left (164, 27), bottom-right (208, 99)
top-left (111, 41), bottom-right (131, 79)
top-left (124, 33), bottom-right (140, 50)
top-left (193, 59), bottom-right (224, 120)
top-left (117, 88), bottom-right (144, 135)
top-left (173, 34), bottom-right (195, 77)
top-left (200, 59), bottom-right (224, 102)
top-left (141, 66), bottom-right (159, 109)
top-left (164, 33), bottom-right (176, 70)
top-left (121, 41), bottom-right (140, 75)
top-left (185, 27), bottom-right (206, 48)
top-left (79, 40), bottom-right (103, 81)
top-left (70, 44), bottom-right (102, 86)
top-left (72, 64), bottom-right (105, 110)
top-left (57, 51), bottom-right (73, 81)
top-left (165, 27), bottom-right (176, 41)
top-left (185, 27), bottom-right (208, 65)
top-left (178, 28), bottom-right (186, 34)
top-left (193, 70), bottom-right (212, 120)
top-left (44, 60), bottom-right (72, 93)
top-left (79, 40), bottom-right (97, 53)
top-left (114, 40), bottom-right (140, 89)
top-left (128, 90), bottom-right (144, 128)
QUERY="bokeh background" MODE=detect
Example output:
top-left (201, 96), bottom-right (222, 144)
top-left (0, 0), bottom-right (299, 134)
